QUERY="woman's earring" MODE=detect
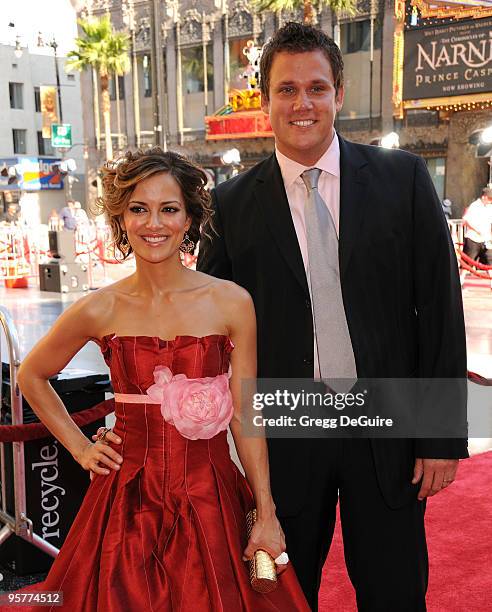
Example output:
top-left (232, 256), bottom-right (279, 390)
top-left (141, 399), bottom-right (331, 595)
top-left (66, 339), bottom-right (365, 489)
top-left (121, 231), bottom-right (128, 246)
top-left (180, 232), bottom-right (195, 254)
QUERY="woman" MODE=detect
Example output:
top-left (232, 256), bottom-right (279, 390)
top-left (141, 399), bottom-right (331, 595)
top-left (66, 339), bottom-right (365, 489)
top-left (18, 149), bottom-right (309, 611)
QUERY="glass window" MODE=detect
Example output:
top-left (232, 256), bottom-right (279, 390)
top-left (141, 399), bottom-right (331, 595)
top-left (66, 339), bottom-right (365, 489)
top-left (143, 55), bottom-right (152, 97)
top-left (109, 75), bottom-right (125, 100)
top-left (12, 129), bottom-right (27, 154)
top-left (182, 45), bottom-right (214, 94)
top-left (425, 158), bottom-right (446, 201)
top-left (229, 38), bottom-right (251, 90)
top-left (34, 86), bottom-right (41, 112)
top-left (340, 20), bottom-right (382, 54)
top-left (37, 131), bottom-right (54, 156)
top-left (9, 82), bottom-right (24, 109)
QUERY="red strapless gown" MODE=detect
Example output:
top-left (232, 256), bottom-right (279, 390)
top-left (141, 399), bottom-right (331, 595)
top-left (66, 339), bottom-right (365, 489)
top-left (35, 334), bottom-right (309, 612)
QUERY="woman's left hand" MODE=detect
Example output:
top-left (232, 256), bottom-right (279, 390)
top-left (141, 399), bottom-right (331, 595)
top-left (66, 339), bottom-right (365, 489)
top-left (242, 514), bottom-right (288, 575)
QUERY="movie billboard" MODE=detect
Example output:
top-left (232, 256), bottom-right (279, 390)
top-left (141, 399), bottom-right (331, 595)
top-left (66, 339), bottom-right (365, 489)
top-left (403, 17), bottom-right (492, 100)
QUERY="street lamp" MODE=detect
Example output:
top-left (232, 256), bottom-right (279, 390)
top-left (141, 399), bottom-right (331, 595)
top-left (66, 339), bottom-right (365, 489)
top-left (480, 126), bottom-right (492, 145)
top-left (60, 159), bottom-right (77, 173)
top-left (8, 22), bottom-right (23, 58)
top-left (122, 0), bottom-right (142, 148)
top-left (14, 36), bottom-right (23, 59)
top-left (221, 148), bottom-right (241, 177)
top-left (221, 148), bottom-right (241, 165)
top-left (380, 132), bottom-right (400, 149)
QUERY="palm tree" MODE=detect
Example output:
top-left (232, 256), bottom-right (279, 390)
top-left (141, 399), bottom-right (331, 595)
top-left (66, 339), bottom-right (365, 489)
top-left (251, 0), bottom-right (355, 24)
top-left (67, 15), bottom-right (130, 161)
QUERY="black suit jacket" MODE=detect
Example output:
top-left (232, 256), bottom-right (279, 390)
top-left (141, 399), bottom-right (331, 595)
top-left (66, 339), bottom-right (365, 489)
top-left (198, 135), bottom-right (468, 514)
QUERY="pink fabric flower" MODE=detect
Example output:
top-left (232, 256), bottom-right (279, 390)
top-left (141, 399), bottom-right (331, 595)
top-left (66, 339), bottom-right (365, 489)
top-left (147, 366), bottom-right (174, 421)
top-left (147, 366), bottom-right (234, 440)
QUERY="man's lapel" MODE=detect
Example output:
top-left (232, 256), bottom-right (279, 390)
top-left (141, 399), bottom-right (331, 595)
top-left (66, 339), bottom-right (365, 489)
top-left (254, 154), bottom-right (309, 296)
top-left (338, 135), bottom-right (370, 279)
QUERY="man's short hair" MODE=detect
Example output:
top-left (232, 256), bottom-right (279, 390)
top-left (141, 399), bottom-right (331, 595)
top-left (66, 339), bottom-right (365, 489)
top-left (259, 22), bottom-right (344, 101)
top-left (481, 187), bottom-right (492, 199)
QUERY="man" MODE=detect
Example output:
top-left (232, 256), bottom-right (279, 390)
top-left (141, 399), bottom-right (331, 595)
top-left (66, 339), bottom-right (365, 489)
top-left (59, 200), bottom-right (77, 230)
top-left (197, 23), bottom-right (467, 611)
top-left (1, 203), bottom-right (19, 224)
top-left (462, 187), bottom-right (492, 280)
top-left (442, 197), bottom-right (452, 220)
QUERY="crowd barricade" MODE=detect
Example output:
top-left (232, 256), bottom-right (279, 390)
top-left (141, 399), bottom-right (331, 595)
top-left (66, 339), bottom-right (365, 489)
top-left (0, 224), bottom-right (52, 286)
top-left (448, 219), bottom-right (464, 250)
top-left (0, 306), bottom-right (115, 561)
top-left (0, 306), bottom-right (59, 557)
top-left (0, 226), bottom-right (31, 287)
top-left (448, 219), bottom-right (492, 282)
top-left (0, 222), bottom-right (129, 289)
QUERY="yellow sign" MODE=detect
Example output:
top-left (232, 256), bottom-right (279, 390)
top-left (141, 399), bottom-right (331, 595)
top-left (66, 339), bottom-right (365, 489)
top-left (40, 86), bottom-right (58, 139)
top-left (228, 89), bottom-right (261, 112)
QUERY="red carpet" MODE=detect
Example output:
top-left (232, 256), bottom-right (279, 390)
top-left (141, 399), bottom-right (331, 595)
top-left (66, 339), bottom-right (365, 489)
top-left (318, 451), bottom-right (492, 611)
top-left (2, 452), bottom-right (491, 611)
top-left (463, 276), bottom-right (491, 290)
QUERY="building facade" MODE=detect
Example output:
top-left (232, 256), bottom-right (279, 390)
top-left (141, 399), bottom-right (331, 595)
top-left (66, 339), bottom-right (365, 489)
top-left (79, 0), bottom-right (492, 214)
top-left (0, 41), bottom-right (86, 225)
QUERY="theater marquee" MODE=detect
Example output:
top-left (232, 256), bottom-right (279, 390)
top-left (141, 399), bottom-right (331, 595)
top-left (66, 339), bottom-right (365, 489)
top-left (393, 1), bottom-right (492, 116)
top-left (403, 17), bottom-right (492, 100)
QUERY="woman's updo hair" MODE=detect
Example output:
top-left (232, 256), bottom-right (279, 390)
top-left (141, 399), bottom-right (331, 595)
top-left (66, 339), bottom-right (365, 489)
top-left (94, 148), bottom-right (213, 259)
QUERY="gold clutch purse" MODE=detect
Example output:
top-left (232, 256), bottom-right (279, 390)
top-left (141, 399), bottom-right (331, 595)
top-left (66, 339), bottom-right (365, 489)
top-left (246, 509), bottom-right (278, 593)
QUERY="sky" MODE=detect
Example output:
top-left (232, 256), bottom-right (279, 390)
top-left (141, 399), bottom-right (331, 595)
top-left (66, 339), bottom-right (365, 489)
top-left (1, 0), bottom-right (79, 55)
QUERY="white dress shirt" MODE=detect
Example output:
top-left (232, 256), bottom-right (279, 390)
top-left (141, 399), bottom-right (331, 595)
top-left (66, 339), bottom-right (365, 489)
top-left (463, 198), bottom-right (492, 244)
top-left (275, 133), bottom-right (341, 378)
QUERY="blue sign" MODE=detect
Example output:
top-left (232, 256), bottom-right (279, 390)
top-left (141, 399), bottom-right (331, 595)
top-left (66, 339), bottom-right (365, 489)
top-left (0, 157), bottom-right (63, 191)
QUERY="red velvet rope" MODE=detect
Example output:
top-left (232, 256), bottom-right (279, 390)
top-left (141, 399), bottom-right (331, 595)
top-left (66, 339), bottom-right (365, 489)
top-left (0, 399), bottom-right (115, 443)
top-left (459, 249), bottom-right (492, 271)
top-left (467, 371), bottom-right (492, 387)
top-left (460, 259), bottom-right (492, 280)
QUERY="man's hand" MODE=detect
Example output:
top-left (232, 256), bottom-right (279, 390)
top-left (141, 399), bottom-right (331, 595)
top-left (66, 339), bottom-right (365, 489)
top-left (412, 458), bottom-right (459, 501)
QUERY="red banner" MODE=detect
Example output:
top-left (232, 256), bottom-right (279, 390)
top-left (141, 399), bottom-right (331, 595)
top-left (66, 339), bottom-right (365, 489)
top-left (205, 111), bottom-right (273, 140)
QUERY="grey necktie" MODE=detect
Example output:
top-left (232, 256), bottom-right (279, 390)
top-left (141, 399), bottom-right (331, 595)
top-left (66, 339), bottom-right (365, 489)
top-left (301, 168), bottom-right (357, 385)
